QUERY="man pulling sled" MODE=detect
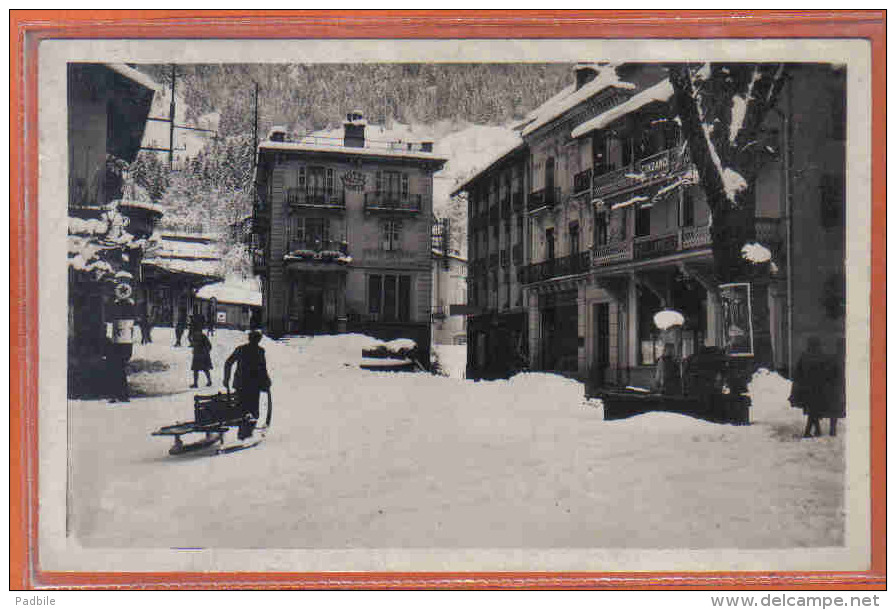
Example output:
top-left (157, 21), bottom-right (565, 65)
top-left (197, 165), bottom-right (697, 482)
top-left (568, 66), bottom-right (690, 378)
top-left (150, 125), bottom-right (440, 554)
top-left (152, 331), bottom-right (273, 455)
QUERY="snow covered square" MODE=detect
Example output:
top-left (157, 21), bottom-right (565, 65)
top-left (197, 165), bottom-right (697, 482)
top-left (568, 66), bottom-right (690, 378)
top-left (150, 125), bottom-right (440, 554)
top-left (68, 328), bottom-right (844, 550)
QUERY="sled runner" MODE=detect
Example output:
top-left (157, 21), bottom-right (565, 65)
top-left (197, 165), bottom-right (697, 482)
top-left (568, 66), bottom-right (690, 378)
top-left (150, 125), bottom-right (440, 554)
top-left (151, 390), bottom-right (272, 455)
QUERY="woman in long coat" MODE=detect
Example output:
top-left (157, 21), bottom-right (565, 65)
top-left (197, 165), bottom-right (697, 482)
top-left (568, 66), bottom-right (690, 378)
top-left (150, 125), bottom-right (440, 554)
top-left (790, 336), bottom-right (844, 437)
top-left (190, 330), bottom-right (213, 388)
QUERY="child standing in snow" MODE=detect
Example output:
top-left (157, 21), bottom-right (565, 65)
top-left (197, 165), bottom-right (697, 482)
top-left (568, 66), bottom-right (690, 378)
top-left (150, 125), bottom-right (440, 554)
top-left (190, 330), bottom-right (214, 388)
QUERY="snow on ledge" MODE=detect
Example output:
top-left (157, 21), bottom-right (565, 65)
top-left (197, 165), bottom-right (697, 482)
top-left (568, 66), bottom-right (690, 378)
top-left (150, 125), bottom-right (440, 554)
top-left (742, 242), bottom-right (772, 263)
top-left (653, 309), bottom-right (685, 330)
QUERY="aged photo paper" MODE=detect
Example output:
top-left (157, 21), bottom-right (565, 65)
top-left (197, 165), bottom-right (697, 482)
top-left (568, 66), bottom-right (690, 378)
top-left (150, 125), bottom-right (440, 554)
top-left (38, 37), bottom-right (872, 574)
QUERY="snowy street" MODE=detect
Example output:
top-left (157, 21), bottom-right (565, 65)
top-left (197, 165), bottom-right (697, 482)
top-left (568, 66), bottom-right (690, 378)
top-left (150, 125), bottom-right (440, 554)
top-left (70, 328), bottom-right (844, 550)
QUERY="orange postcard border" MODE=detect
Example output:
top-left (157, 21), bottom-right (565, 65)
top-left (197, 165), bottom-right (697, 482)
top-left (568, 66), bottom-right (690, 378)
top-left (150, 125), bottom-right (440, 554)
top-left (9, 9), bottom-right (886, 591)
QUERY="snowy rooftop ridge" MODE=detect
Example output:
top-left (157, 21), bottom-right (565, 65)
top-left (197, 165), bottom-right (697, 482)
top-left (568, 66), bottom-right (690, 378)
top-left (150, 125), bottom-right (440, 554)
top-left (571, 79), bottom-right (675, 139)
top-left (449, 137), bottom-right (525, 196)
top-left (259, 138), bottom-right (447, 163)
top-left (195, 281), bottom-right (262, 307)
top-left (105, 64), bottom-right (161, 93)
top-left (519, 67), bottom-right (636, 138)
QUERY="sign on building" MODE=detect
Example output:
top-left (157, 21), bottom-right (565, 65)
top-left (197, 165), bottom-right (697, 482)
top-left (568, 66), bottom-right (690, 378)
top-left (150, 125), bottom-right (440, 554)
top-left (719, 282), bottom-right (754, 357)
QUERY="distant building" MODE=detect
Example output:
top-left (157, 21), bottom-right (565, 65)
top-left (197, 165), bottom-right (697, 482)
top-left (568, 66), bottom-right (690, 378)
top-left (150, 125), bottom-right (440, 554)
top-left (252, 113), bottom-right (447, 364)
top-left (452, 142), bottom-right (529, 378)
top-left (454, 63), bottom-right (846, 386)
top-left (431, 248), bottom-right (468, 346)
top-left (195, 279), bottom-right (262, 330)
top-left (141, 225), bottom-right (224, 327)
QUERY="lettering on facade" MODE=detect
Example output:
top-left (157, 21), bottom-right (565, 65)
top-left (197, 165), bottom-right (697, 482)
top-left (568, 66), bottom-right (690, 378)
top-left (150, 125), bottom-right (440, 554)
top-left (341, 170), bottom-right (367, 191)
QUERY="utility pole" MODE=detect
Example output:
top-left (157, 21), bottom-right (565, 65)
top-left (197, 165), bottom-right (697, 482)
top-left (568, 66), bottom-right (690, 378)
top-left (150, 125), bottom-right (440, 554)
top-left (168, 64), bottom-right (176, 169)
top-left (252, 81), bottom-right (259, 169)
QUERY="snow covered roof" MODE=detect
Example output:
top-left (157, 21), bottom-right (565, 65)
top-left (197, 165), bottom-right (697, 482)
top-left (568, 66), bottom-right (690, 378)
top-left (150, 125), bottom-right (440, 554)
top-left (449, 138), bottom-right (526, 196)
top-left (259, 139), bottom-right (447, 164)
top-left (151, 236), bottom-right (220, 261)
top-left (143, 257), bottom-right (223, 279)
top-left (105, 63), bottom-right (161, 93)
top-left (519, 67), bottom-right (636, 138)
top-left (116, 199), bottom-right (165, 216)
top-left (571, 79), bottom-right (674, 139)
top-left (195, 282), bottom-right (262, 307)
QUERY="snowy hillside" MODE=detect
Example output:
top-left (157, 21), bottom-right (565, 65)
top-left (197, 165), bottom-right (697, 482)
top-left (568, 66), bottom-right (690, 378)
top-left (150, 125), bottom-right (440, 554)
top-left (69, 329), bottom-right (844, 553)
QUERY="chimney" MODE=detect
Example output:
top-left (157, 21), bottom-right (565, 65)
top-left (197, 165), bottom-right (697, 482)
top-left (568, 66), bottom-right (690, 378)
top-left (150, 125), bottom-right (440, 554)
top-left (574, 63), bottom-right (600, 90)
top-left (343, 111), bottom-right (366, 148)
top-left (268, 126), bottom-right (287, 142)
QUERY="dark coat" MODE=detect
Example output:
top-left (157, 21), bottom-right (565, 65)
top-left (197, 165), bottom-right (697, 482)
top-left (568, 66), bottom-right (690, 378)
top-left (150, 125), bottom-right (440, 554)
top-left (191, 334), bottom-right (213, 371)
top-left (224, 343), bottom-right (271, 391)
top-left (790, 351), bottom-right (845, 418)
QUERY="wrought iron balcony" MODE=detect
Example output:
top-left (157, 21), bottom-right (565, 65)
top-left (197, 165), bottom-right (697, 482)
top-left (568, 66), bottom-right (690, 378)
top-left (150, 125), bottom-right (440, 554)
top-left (283, 239), bottom-right (350, 265)
top-left (592, 146), bottom-right (692, 199)
top-left (287, 187), bottom-right (346, 208)
top-left (520, 251), bottom-right (592, 283)
top-left (521, 224), bottom-right (718, 283)
top-left (573, 168), bottom-right (593, 197)
top-left (529, 187), bottom-right (561, 210)
top-left (364, 192), bottom-right (423, 212)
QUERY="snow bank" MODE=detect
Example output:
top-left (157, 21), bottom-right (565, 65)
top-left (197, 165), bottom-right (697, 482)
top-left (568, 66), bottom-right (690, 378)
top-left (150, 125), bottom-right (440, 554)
top-left (747, 368), bottom-right (802, 430)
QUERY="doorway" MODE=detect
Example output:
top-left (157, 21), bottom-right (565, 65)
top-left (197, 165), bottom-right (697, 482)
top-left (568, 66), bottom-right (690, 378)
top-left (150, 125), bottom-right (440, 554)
top-left (592, 302), bottom-right (610, 387)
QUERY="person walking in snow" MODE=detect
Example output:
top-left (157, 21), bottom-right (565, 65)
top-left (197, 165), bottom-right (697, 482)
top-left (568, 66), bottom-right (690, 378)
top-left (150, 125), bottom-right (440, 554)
top-left (790, 336), bottom-right (841, 437)
top-left (174, 304), bottom-right (188, 347)
top-left (653, 342), bottom-right (683, 396)
top-left (223, 330), bottom-right (271, 439)
top-left (190, 330), bottom-right (214, 388)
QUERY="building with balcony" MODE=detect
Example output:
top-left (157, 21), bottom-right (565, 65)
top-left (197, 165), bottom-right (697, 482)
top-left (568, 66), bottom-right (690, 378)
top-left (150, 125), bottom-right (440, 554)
top-left (453, 141), bottom-right (530, 378)
top-left (455, 63), bottom-right (846, 389)
top-left (252, 113), bottom-right (447, 363)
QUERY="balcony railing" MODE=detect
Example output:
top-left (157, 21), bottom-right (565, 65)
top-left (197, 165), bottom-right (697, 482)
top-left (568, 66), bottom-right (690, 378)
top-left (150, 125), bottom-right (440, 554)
top-left (520, 251), bottom-right (592, 283)
top-left (592, 146), bottom-right (691, 199)
top-left (287, 187), bottom-right (346, 208)
top-left (521, 224), bottom-right (716, 283)
top-left (633, 232), bottom-right (679, 259)
top-left (529, 187), bottom-right (561, 210)
top-left (284, 239), bottom-right (350, 265)
top-left (573, 168), bottom-right (593, 196)
top-left (364, 192), bottom-right (423, 212)
top-left (592, 241), bottom-right (633, 266)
